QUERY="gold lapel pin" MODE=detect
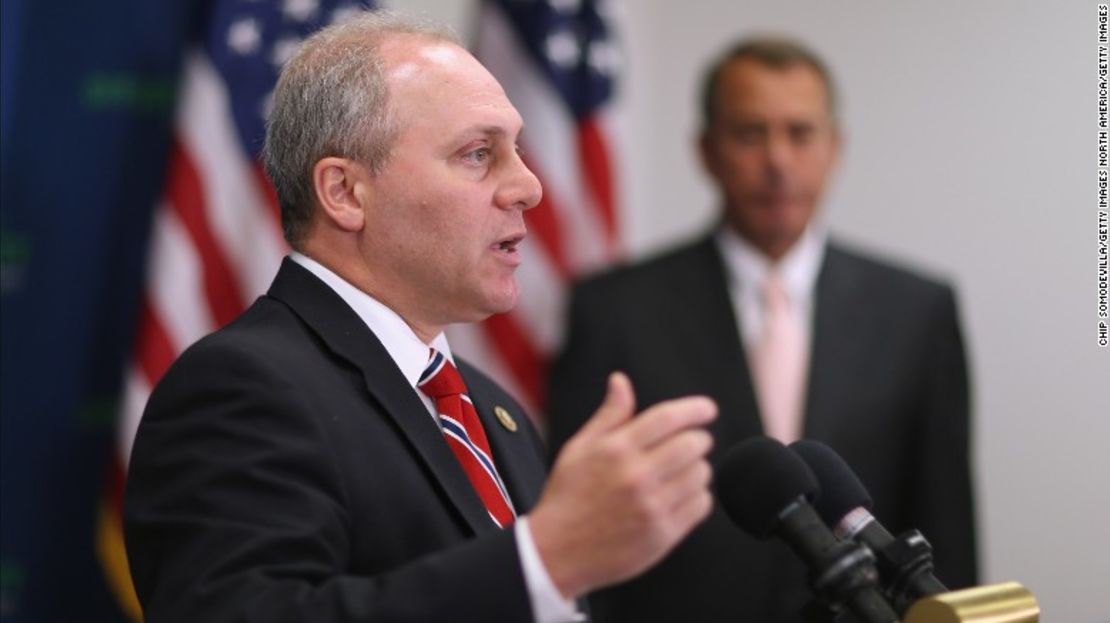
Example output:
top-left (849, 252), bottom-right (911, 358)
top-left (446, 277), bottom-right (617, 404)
top-left (493, 406), bottom-right (518, 432)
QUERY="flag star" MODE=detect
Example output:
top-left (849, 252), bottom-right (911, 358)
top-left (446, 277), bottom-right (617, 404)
top-left (545, 30), bottom-right (580, 69)
top-left (228, 18), bottom-right (262, 55)
top-left (588, 40), bottom-right (621, 76)
top-left (283, 0), bottom-right (319, 22)
top-left (272, 37), bottom-right (302, 68)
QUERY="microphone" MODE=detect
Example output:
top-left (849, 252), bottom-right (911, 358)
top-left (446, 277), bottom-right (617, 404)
top-left (717, 437), bottom-right (898, 623)
top-left (790, 439), bottom-right (948, 615)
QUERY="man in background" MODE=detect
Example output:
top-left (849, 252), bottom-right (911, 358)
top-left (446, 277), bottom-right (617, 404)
top-left (125, 11), bottom-right (717, 622)
top-left (549, 37), bottom-right (977, 622)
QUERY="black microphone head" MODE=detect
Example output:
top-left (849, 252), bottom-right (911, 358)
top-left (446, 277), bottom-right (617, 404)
top-left (789, 440), bottom-right (873, 526)
top-left (716, 436), bottom-right (820, 539)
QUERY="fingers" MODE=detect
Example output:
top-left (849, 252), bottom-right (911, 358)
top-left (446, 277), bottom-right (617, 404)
top-left (576, 371), bottom-right (637, 439)
top-left (657, 456), bottom-right (713, 512)
top-left (625, 396), bottom-right (717, 450)
top-left (668, 479), bottom-right (714, 533)
top-left (529, 380), bottom-right (718, 598)
top-left (648, 428), bottom-right (714, 483)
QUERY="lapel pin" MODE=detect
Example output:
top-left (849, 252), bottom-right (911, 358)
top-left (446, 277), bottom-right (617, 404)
top-left (493, 406), bottom-right (518, 432)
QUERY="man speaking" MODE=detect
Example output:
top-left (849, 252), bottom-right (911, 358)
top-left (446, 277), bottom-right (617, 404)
top-left (124, 11), bottom-right (716, 623)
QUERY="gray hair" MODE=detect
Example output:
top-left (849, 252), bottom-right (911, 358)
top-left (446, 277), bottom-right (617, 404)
top-left (700, 36), bottom-right (839, 128)
top-left (263, 10), bottom-right (459, 248)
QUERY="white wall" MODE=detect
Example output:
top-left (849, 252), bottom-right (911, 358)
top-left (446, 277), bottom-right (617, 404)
top-left (404, 2), bottom-right (1110, 621)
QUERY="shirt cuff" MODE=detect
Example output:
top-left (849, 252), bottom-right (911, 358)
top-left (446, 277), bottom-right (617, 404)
top-left (515, 516), bottom-right (587, 623)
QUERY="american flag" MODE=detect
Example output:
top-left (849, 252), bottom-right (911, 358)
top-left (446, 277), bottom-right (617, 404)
top-left (99, 1), bottom-right (370, 618)
top-left (449, 0), bottom-right (623, 419)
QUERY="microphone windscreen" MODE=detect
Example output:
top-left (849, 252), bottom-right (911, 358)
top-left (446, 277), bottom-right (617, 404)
top-left (790, 440), bottom-right (873, 525)
top-left (716, 436), bottom-right (819, 538)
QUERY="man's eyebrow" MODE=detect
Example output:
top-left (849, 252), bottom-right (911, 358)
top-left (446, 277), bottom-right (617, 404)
top-left (459, 124), bottom-right (525, 140)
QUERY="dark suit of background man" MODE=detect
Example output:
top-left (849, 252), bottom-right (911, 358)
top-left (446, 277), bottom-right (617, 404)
top-left (549, 37), bottom-right (978, 623)
top-left (124, 11), bottom-right (721, 623)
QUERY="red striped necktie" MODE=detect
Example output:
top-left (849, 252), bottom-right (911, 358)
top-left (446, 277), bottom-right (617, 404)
top-left (418, 349), bottom-right (516, 528)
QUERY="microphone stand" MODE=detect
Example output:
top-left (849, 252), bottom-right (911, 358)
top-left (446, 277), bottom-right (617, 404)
top-left (870, 529), bottom-right (947, 614)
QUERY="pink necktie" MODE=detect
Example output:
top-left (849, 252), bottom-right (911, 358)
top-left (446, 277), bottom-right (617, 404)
top-left (418, 349), bottom-right (516, 528)
top-left (752, 274), bottom-right (807, 443)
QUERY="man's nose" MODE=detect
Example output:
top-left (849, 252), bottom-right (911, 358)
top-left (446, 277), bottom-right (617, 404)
top-left (496, 151), bottom-right (543, 211)
top-left (765, 131), bottom-right (792, 173)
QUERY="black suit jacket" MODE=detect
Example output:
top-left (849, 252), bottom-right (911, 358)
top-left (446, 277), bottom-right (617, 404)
top-left (125, 259), bottom-right (550, 623)
top-left (548, 234), bottom-right (977, 623)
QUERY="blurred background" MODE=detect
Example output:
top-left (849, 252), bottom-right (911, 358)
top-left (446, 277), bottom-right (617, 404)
top-left (2, 1), bottom-right (1107, 622)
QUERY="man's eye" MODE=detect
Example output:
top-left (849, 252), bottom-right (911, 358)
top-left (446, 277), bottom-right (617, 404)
top-left (730, 125), bottom-right (764, 144)
top-left (790, 125), bottom-right (816, 144)
top-left (463, 147), bottom-right (492, 164)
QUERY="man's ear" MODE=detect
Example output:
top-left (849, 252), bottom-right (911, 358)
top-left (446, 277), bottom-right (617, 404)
top-left (697, 129), bottom-right (719, 180)
top-left (312, 157), bottom-right (370, 233)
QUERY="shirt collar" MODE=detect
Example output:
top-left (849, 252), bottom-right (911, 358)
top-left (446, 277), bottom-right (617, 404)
top-left (715, 223), bottom-right (827, 304)
top-left (289, 252), bottom-right (452, 388)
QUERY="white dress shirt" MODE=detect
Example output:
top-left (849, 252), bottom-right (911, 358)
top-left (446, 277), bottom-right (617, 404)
top-left (290, 252), bottom-right (582, 623)
top-left (714, 225), bottom-right (827, 370)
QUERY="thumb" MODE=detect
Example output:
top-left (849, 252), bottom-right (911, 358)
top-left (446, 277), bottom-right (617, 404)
top-left (578, 371), bottom-right (637, 438)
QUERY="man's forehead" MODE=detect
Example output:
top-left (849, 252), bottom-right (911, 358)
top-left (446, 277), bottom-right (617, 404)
top-left (384, 38), bottom-right (507, 100)
top-left (715, 60), bottom-right (830, 119)
top-left (381, 35), bottom-right (523, 135)
top-left (382, 37), bottom-right (466, 81)
top-left (723, 60), bottom-right (827, 99)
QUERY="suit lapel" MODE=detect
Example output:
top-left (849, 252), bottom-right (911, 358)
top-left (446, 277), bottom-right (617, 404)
top-left (806, 244), bottom-right (869, 438)
top-left (266, 259), bottom-right (497, 535)
top-left (663, 237), bottom-right (764, 444)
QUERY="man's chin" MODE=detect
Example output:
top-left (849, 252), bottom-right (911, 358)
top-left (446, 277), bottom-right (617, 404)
top-left (489, 292), bottom-right (520, 316)
top-left (465, 287), bottom-right (521, 322)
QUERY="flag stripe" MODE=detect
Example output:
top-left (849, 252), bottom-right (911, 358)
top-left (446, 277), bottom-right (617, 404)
top-left (511, 237), bottom-right (566, 353)
top-left (165, 139), bottom-right (246, 326)
top-left (251, 161), bottom-right (284, 236)
top-left (135, 295), bottom-right (178, 388)
top-left (522, 181), bottom-right (571, 279)
top-left (577, 116), bottom-right (618, 245)
top-left (479, 311), bottom-right (548, 410)
top-left (148, 207), bottom-right (221, 365)
top-left (117, 366), bottom-right (150, 465)
top-left (177, 51), bottom-right (287, 299)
